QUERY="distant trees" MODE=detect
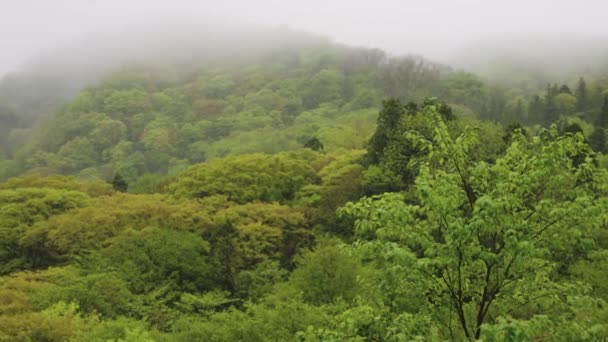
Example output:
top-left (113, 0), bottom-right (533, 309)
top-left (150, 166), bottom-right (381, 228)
top-left (5, 30), bottom-right (608, 341)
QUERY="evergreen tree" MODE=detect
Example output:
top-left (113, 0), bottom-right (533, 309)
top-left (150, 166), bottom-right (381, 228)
top-left (544, 84), bottom-right (559, 124)
top-left (528, 94), bottom-right (544, 123)
top-left (303, 137), bottom-right (324, 152)
top-left (596, 95), bottom-right (608, 128)
top-left (589, 127), bottom-right (607, 153)
top-left (559, 84), bottom-right (572, 94)
top-left (111, 173), bottom-right (128, 192)
top-left (366, 98), bottom-right (404, 164)
top-left (512, 98), bottom-right (526, 123)
top-left (575, 77), bottom-right (589, 111)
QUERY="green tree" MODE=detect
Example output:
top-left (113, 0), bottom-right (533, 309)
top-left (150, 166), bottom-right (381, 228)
top-left (366, 98), bottom-right (404, 164)
top-left (289, 239), bottom-right (362, 305)
top-left (111, 173), bottom-right (128, 192)
top-left (589, 127), bottom-right (607, 153)
top-left (575, 77), bottom-right (589, 111)
top-left (553, 93), bottom-right (577, 116)
top-left (303, 137), bottom-right (324, 152)
top-left (341, 115), bottom-right (605, 339)
top-left (528, 95), bottom-right (544, 123)
top-left (597, 95), bottom-right (608, 128)
top-left (56, 137), bottom-right (98, 173)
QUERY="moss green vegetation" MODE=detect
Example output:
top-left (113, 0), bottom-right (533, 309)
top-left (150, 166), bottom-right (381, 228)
top-left (2, 36), bottom-right (608, 340)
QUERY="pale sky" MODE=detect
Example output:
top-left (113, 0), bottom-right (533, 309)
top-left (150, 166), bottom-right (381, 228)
top-left (1, 0), bottom-right (607, 75)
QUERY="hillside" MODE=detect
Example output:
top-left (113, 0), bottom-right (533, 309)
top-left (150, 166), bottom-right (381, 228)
top-left (1, 29), bottom-right (608, 341)
top-left (0, 29), bottom-right (452, 181)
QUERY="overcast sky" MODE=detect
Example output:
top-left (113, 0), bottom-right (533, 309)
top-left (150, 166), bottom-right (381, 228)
top-left (1, 0), bottom-right (608, 76)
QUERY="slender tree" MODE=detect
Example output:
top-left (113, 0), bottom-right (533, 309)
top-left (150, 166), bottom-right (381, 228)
top-left (367, 98), bottom-right (404, 164)
top-left (575, 77), bottom-right (589, 111)
top-left (589, 127), bottom-right (607, 153)
top-left (596, 95), bottom-right (608, 128)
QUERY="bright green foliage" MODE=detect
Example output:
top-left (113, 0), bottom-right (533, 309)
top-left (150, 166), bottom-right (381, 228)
top-left (168, 151), bottom-right (319, 203)
top-left (0, 187), bottom-right (89, 274)
top-left (3, 32), bottom-right (608, 341)
top-left (19, 193), bottom-right (214, 264)
top-left (289, 239), bottom-right (362, 305)
top-left (341, 114), bottom-right (608, 339)
top-left (0, 175), bottom-right (112, 197)
top-left (90, 228), bottom-right (213, 294)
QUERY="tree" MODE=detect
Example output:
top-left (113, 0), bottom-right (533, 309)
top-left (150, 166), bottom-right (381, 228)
top-left (543, 83), bottom-right (560, 124)
top-left (502, 123), bottom-right (527, 145)
top-left (303, 137), bottom-right (324, 152)
top-left (341, 114), bottom-right (605, 339)
top-left (528, 95), bottom-right (544, 123)
top-left (56, 137), bottom-right (98, 173)
top-left (575, 77), bottom-right (589, 111)
top-left (302, 69), bottom-right (344, 108)
top-left (289, 239), bottom-right (362, 305)
top-left (367, 98), bottom-right (404, 164)
top-left (597, 95), bottom-right (608, 128)
top-left (589, 127), bottom-right (607, 153)
top-left (559, 84), bottom-right (572, 94)
top-left (111, 173), bottom-right (128, 192)
top-left (553, 93), bottom-right (577, 116)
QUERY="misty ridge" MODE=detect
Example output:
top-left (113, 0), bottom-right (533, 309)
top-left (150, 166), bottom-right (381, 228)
top-left (3, 20), bottom-right (608, 125)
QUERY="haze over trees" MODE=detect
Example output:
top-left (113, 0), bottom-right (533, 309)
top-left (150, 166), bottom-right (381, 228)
top-left (2, 11), bottom-right (608, 341)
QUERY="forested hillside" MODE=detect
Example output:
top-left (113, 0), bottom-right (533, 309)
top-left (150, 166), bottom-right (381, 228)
top-left (2, 28), bottom-right (608, 341)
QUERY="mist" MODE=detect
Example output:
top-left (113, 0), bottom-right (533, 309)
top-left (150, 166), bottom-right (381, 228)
top-left (3, 0), bottom-right (608, 77)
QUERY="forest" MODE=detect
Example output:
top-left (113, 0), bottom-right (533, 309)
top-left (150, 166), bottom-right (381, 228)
top-left (2, 26), bottom-right (608, 341)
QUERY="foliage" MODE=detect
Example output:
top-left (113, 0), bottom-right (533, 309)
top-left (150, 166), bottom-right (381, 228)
top-left (341, 115), bottom-right (607, 339)
top-left (2, 35), bottom-right (608, 340)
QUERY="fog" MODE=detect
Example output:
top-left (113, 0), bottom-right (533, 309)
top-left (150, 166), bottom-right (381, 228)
top-left (2, 0), bottom-right (608, 77)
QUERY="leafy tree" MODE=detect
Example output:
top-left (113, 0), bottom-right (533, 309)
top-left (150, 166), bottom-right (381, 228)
top-left (0, 187), bottom-right (89, 273)
top-left (341, 114), bottom-right (605, 339)
top-left (56, 137), bottom-right (98, 173)
top-left (289, 239), bottom-right (362, 305)
top-left (91, 228), bottom-right (214, 294)
top-left (553, 93), bottom-right (578, 116)
top-left (168, 152), bottom-right (319, 203)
